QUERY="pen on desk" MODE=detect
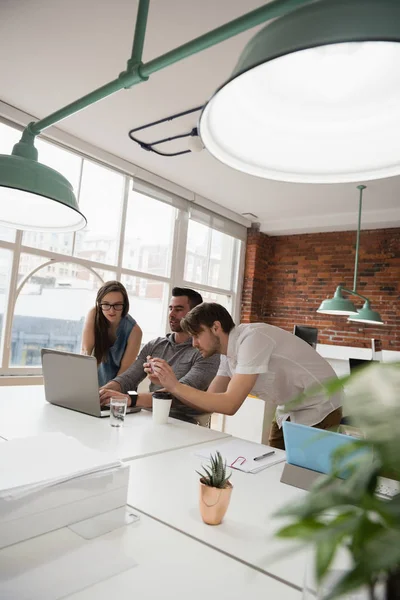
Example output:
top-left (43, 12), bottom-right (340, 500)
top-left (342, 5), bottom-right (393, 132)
top-left (253, 450), bottom-right (275, 462)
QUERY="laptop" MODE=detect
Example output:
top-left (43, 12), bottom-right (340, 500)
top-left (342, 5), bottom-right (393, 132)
top-left (282, 421), bottom-right (399, 498)
top-left (41, 348), bottom-right (141, 418)
top-left (282, 420), bottom-right (367, 478)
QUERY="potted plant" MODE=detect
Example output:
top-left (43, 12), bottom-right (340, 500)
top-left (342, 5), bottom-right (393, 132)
top-left (197, 451), bottom-right (232, 525)
top-left (275, 362), bottom-right (400, 600)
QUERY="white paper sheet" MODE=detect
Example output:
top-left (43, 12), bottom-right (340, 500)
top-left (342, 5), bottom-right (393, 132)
top-left (0, 433), bottom-right (122, 499)
top-left (195, 439), bottom-right (286, 473)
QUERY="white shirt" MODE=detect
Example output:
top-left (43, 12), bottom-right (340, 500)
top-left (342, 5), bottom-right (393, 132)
top-left (217, 323), bottom-right (341, 427)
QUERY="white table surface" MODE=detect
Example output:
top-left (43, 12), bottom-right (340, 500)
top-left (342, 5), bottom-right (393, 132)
top-left (0, 386), bottom-right (230, 461)
top-left (125, 438), bottom-right (308, 588)
top-left (0, 509), bottom-right (301, 600)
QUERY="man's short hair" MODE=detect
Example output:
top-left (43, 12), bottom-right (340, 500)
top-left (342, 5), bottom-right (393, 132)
top-left (181, 302), bottom-right (235, 335)
top-left (172, 287), bottom-right (203, 309)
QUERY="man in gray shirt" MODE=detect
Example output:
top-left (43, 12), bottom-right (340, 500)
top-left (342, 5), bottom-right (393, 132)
top-left (99, 287), bottom-right (220, 425)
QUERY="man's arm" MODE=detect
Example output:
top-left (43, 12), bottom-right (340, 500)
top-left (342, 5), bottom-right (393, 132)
top-left (152, 358), bottom-right (258, 415)
top-left (99, 341), bottom-right (153, 405)
top-left (207, 375), bottom-right (231, 394)
top-left (113, 341), bottom-right (153, 392)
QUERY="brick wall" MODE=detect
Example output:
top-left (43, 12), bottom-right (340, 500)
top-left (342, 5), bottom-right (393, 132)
top-left (241, 228), bottom-right (400, 350)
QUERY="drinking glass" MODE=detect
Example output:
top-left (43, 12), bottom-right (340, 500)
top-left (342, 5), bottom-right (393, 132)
top-left (110, 396), bottom-right (128, 427)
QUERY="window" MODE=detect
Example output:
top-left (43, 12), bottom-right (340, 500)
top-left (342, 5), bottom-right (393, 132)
top-left (121, 274), bottom-right (169, 344)
top-left (0, 249), bottom-right (12, 356)
top-left (185, 220), bottom-right (239, 291)
top-left (0, 123), bottom-right (20, 243)
top-left (74, 160), bottom-right (124, 265)
top-left (11, 262), bottom-right (101, 366)
top-left (195, 290), bottom-right (232, 311)
top-left (123, 190), bottom-right (175, 277)
top-left (0, 118), bottom-right (246, 376)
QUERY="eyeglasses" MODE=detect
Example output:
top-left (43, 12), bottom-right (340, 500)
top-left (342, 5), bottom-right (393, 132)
top-left (100, 303), bottom-right (124, 312)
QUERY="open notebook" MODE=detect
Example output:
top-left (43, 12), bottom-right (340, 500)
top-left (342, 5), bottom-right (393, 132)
top-left (195, 439), bottom-right (286, 474)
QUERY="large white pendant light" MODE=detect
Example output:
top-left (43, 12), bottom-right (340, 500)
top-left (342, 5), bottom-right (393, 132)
top-left (200, 0), bottom-right (400, 184)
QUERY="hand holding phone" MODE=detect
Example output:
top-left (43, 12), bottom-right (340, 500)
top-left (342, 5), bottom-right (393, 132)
top-left (144, 356), bottom-right (155, 374)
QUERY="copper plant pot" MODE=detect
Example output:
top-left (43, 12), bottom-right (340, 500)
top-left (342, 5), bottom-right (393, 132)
top-left (199, 479), bottom-right (233, 525)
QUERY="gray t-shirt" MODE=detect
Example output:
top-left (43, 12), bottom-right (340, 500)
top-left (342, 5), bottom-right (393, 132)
top-left (113, 333), bottom-right (220, 423)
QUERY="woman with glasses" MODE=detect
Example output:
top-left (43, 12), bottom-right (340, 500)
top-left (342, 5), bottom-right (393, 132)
top-left (82, 281), bottom-right (142, 387)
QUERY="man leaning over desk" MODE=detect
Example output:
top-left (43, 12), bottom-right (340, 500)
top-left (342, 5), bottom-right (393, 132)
top-left (149, 302), bottom-right (343, 449)
top-left (99, 288), bottom-right (220, 426)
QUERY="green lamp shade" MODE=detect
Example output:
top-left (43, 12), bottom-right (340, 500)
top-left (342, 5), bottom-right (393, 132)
top-left (317, 288), bottom-right (358, 316)
top-left (348, 301), bottom-right (384, 325)
top-left (199, 0), bottom-right (400, 183)
top-left (0, 153), bottom-right (86, 232)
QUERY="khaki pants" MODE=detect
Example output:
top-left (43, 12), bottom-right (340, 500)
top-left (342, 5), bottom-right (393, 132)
top-left (268, 407), bottom-right (343, 450)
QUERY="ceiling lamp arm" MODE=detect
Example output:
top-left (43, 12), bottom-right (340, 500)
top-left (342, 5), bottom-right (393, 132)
top-left (127, 0), bottom-right (150, 71)
top-left (23, 0), bottom-right (312, 139)
top-left (339, 286), bottom-right (370, 304)
top-left (352, 184), bottom-right (365, 292)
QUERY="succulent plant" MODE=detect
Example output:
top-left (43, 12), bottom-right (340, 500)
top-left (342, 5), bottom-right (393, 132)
top-left (197, 451), bottom-right (231, 489)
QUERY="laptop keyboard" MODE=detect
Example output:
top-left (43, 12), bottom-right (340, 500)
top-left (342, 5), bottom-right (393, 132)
top-left (376, 477), bottom-right (400, 499)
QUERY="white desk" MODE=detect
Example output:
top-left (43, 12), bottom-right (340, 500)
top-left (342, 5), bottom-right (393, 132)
top-left (0, 509), bottom-right (301, 600)
top-left (0, 386), bottom-right (230, 461)
top-left (125, 439), bottom-right (308, 588)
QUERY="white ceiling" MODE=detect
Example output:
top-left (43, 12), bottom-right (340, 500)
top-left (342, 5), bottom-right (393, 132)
top-left (1, 0), bottom-right (399, 235)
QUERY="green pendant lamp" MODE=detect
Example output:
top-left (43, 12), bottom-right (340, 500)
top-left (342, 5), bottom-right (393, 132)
top-left (0, 129), bottom-right (86, 232)
top-left (199, 0), bottom-right (400, 183)
top-left (317, 185), bottom-right (384, 326)
top-left (317, 287), bottom-right (357, 316)
top-left (348, 300), bottom-right (384, 325)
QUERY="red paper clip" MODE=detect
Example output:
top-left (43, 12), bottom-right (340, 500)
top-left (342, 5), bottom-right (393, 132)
top-left (230, 456), bottom-right (246, 468)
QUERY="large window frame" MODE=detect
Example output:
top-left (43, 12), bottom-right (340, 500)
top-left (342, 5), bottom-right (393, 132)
top-left (0, 116), bottom-right (247, 379)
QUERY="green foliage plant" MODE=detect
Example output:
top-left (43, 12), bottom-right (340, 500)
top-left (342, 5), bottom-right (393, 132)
top-left (275, 363), bottom-right (400, 600)
top-left (197, 451), bottom-right (232, 489)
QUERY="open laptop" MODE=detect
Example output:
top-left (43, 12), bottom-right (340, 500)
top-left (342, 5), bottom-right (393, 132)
top-left (41, 348), bottom-right (141, 418)
top-left (282, 421), bottom-right (399, 499)
top-left (282, 421), bottom-right (363, 477)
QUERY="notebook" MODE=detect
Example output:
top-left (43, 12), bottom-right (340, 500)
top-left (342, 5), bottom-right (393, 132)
top-left (195, 439), bottom-right (286, 474)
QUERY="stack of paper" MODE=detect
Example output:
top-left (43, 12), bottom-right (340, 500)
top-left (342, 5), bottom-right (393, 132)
top-left (0, 432), bottom-right (122, 500)
top-left (195, 439), bottom-right (286, 474)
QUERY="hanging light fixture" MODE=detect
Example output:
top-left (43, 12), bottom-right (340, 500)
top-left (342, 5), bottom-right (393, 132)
top-left (0, 130), bottom-right (86, 232)
top-left (317, 185), bottom-right (384, 326)
top-left (2, 0), bottom-right (400, 231)
top-left (199, 0), bottom-right (400, 184)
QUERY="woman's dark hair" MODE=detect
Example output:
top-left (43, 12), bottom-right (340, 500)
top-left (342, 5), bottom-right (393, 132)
top-left (172, 287), bottom-right (203, 309)
top-left (181, 302), bottom-right (235, 336)
top-left (94, 281), bottom-right (129, 364)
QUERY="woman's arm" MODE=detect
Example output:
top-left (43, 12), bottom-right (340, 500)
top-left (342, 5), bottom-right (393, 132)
top-left (81, 307), bottom-right (96, 355)
top-left (117, 323), bottom-right (143, 376)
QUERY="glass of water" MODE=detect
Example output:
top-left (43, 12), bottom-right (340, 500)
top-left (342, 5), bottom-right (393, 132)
top-left (110, 396), bottom-right (128, 427)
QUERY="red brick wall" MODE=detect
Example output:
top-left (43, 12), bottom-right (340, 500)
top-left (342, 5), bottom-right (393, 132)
top-left (241, 228), bottom-right (400, 350)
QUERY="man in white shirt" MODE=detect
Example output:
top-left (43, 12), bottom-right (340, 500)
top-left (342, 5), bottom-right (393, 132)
top-left (151, 302), bottom-right (342, 449)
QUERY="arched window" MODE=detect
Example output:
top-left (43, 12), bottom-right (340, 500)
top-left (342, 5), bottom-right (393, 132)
top-left (10, 261), bottom-right (112, 367)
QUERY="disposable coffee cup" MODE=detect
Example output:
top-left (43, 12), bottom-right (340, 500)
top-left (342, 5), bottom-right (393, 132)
top-left (152, 391), bottom-right (172, 425)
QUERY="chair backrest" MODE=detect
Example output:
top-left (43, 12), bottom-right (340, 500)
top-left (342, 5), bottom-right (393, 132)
top-left (293, 325), bottom-right (318, 348)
